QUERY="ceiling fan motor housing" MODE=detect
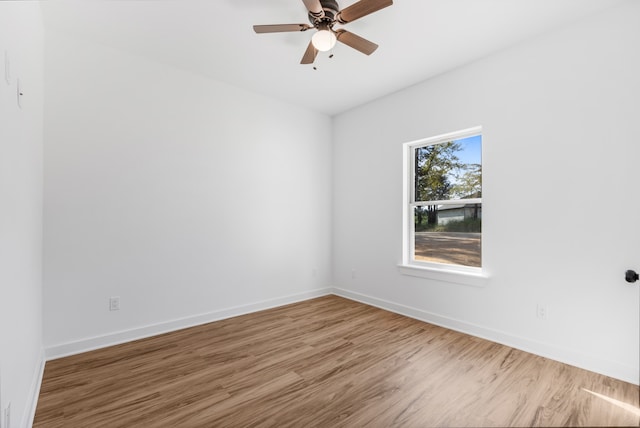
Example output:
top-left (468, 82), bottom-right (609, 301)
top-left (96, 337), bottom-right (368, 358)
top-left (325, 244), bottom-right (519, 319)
top-left (308, 0), bottom-right (339, 27)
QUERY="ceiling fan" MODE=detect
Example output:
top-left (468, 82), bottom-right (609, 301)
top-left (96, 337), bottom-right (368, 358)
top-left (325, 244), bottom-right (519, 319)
top-left (253, 0), bottom-right (393, 65)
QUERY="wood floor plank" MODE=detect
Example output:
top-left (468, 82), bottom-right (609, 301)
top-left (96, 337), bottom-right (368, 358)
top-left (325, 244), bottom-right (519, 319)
top-left (34, 295), bottom-right (639, 427)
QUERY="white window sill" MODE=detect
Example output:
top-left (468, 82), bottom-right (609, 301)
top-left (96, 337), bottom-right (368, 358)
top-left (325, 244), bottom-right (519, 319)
top-left (397, 264), bottom-right (489, 287)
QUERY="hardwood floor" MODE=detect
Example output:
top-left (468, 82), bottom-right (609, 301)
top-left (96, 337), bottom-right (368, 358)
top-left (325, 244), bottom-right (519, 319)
top-left (34, 295), bottom-right (639, 427)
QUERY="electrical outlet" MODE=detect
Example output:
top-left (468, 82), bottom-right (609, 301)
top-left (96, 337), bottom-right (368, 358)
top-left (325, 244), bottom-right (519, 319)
top-left (536, 304), bottom-right (548, 320)
top-left (4, 402), bottom-right (10, 428)
top-left (351, 269), bottom-right (356, 279)
top-left (16, 78), bottom-right (23, 109)
top-left (109, 296), bottom-right (120, 311)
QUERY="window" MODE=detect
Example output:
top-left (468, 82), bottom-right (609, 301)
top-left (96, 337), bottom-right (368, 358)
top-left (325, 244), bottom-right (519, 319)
top-left (402, 127), bottom-right (483, 276)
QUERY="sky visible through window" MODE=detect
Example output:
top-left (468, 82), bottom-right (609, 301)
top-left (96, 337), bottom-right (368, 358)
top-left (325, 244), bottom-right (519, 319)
top-left (454, 134), bottom-right (481, 169)
top-left (444, 134), bottom-right (481, 195)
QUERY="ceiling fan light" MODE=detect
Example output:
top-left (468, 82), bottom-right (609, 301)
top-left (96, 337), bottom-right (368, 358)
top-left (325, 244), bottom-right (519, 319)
top-left (312, 29), bottom-right (337, 52)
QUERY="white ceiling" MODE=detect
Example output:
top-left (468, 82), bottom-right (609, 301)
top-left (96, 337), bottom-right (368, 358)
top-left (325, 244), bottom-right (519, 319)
top-left (41, 0), bottom-right (625, 116)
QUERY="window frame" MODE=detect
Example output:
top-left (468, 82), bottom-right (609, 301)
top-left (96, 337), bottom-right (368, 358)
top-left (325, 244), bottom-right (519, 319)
top-left (400, 126), bottom-right (488, 285)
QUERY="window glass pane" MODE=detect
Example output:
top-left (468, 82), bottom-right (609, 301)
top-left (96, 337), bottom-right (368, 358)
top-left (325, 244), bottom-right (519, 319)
top-left (414, 135), bottom-right (482, 202)
top-left (413, 203), bottom-right (481, 267)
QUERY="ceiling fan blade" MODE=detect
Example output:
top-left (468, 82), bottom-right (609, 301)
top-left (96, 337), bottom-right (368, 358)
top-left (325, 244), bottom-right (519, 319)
top-left (253, 24), bottom-right (312, 34)
top-left (335, 29), bottom-right (378, 55)
top-left (302, 0), bottom-right (325, 18)
top-left (300, 41), bottom-right (319, 64)
top-left (337, 0), bottom-right (393, 24)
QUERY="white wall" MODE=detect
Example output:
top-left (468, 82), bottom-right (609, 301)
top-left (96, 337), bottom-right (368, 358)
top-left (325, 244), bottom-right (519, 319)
top-left (43, 32), bottom-right (332, 354)
top-left (0, 3), bottom-right (45, 427)
top-left (332, 1), bottom-right (639, 384)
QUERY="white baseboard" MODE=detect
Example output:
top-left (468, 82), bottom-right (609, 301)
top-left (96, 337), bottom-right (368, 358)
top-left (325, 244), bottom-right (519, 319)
top-left (24, 347), bottom-right (45, 428)
top-left (45, 288), bottom-right (332, 361)
top-left (332, 287), bottom-right (639, 385)
top-left (42, 286), bottom-right (638, 386)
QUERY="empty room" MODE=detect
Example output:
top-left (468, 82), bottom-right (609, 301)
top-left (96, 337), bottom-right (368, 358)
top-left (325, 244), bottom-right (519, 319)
top-left (1, 0), bottom-right (639, 427)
